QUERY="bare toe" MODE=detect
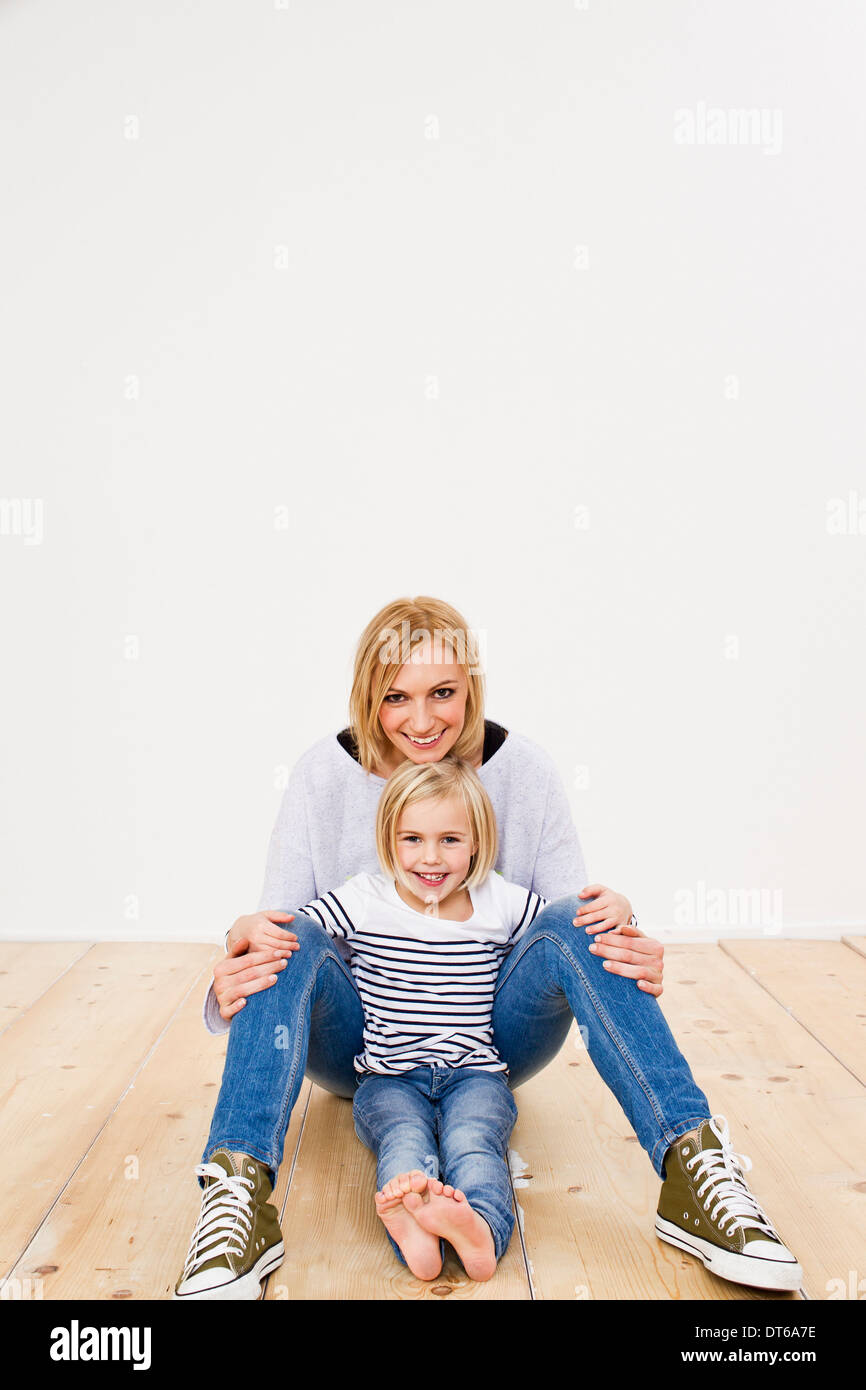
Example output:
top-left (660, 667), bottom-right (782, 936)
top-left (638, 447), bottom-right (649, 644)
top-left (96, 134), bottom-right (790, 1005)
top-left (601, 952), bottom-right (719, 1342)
top-left (376, 1185), bottom-right (404, 1213)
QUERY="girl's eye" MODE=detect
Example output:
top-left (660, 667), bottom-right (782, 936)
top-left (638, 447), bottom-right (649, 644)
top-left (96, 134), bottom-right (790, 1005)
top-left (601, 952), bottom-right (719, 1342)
top-left (434, 687), bottom-right (456, 698)
top-left (442, 836), bottom-right (458, 844)
top-left (383, 693), bottom-right (405, 704)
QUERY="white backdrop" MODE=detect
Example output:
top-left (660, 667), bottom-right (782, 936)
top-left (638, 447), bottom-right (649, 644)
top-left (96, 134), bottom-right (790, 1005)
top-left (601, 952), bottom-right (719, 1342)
top-left (1, 1), bottom-right (863, 945)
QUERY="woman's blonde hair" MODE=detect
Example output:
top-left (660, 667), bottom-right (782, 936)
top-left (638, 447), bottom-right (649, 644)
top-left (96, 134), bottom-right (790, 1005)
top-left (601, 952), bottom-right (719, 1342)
top-left (348, 596), bottom-right (486, 775)
top-left (375, 756), bottom-right (498, 892)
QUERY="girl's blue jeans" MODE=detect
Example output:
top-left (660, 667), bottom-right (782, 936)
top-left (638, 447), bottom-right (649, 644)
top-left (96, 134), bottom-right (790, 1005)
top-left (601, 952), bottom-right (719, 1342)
top-left (203, 896), bottom-right (712, 1195)
top-left (353, 1066), bottom-right (518, 1265)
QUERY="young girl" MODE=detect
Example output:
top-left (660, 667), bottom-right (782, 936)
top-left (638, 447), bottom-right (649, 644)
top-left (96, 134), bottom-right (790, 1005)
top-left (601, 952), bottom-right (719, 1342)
top-left (176, 756), bottom-right (535, 1294)
top-left (300, 755), bottom-right (543, 1282)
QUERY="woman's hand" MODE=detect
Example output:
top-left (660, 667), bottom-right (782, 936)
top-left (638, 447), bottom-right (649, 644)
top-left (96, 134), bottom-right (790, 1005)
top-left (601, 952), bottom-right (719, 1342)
top-left (572, 884), bottom-right (665, 998)
top-left (214, 911), bottom-right (300, 1021)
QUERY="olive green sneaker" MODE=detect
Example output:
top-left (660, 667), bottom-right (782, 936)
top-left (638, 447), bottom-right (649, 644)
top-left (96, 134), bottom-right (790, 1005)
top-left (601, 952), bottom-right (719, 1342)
top-left (655, 1115), bottom-right (802, 1292)
top-left (173, 1150), bottom-right (285, 1300)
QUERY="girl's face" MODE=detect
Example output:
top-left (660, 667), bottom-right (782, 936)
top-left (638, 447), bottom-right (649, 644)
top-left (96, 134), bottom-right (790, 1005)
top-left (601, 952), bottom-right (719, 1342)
top-left (394, 794), bottom-right (475, 908)
top-left (377, 642), bottom-right (468, 774)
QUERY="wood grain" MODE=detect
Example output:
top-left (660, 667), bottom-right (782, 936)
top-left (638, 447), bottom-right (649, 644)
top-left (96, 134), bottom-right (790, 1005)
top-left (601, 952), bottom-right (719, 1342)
top-left (0, 942), bottom-right (214, 1280)
top-left (0, 942), bottom-right (93, 1035)
top-left (722, 939), bottom-right (866, 1085)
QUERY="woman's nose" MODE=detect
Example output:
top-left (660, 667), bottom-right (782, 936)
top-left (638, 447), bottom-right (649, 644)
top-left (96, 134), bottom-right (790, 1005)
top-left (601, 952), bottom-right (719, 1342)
top-left (407, 706), bottom-right (436, 735)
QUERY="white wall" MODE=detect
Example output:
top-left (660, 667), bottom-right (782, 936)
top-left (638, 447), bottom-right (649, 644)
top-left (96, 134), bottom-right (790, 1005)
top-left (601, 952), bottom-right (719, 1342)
top-left (1, 0), bottom-right (863, 945)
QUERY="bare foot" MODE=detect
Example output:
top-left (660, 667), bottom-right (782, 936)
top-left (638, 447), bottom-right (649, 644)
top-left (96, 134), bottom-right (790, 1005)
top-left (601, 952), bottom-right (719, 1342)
top-left (375, 1171), bottom-right (443, 1280)
top-left (403, 1177), bottom-right (497, 1281)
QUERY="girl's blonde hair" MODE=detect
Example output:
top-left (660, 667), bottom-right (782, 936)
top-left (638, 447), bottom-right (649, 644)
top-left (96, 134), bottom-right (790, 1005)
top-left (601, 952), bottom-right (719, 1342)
top-left (348, 595), bottom-right (486, 775)
top-left (375, 757), bottom-right (498, 892)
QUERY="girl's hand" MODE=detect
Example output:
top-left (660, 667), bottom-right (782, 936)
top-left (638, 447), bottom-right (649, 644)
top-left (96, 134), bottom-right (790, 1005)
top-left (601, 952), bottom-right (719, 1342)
top-left (226, 910), bottom-right (298, 957)
top-left (572, 884), bottom-right (665, 998)
top-left (215, 911), bottom-right (300, 1021)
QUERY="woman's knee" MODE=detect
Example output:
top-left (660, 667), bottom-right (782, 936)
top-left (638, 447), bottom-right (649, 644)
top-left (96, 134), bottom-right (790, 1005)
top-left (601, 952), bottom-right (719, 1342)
top-left (287, 912), bottom-right (335, 948)
top-left (232, 914), bottom-right (350, 1029)
top-left (540, 892), bottom-right (590, 923)
top-left (520, 895), bottom-right (594, 955)
top-left (271, 912), bottom-right (347, 981)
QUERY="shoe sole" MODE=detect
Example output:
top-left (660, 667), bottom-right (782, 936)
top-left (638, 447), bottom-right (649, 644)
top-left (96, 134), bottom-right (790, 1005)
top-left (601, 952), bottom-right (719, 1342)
top-left (655, 1217), bottom-right (802, 1292)
top-left (173, 1241), bottom-right (285, 1301)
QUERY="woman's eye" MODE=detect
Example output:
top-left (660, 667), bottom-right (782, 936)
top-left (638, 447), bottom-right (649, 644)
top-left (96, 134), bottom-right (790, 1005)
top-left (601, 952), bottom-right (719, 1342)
top-left (434, 688), bottom-right (455, 699)
top-left (383, 693), bottom-right (405, 704)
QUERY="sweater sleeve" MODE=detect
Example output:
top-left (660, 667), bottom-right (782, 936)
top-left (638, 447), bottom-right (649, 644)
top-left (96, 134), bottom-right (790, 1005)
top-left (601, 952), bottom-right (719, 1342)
top-left (255, 762), bottom-right (317, 913)
top-left (201, 755), bottom-right (318, 1036)
top-left (529, 758), bottom-right (589, 901)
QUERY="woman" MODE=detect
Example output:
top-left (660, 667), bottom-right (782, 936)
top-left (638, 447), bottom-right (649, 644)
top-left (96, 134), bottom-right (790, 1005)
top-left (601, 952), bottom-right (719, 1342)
top-left (175, 596), bottom-right (801, 1300)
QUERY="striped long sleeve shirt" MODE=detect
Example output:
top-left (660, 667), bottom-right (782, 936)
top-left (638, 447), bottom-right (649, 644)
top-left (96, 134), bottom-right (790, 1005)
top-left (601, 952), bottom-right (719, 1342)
top-left (298, 870), bottom-right (548, 1077)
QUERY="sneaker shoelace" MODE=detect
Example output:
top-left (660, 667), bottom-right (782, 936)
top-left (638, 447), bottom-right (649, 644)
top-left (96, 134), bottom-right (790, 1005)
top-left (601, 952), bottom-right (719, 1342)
top-left (182, 1163), bottom-right (257, 1279)
top-left (685, 1115), bottom-right (779, 1241)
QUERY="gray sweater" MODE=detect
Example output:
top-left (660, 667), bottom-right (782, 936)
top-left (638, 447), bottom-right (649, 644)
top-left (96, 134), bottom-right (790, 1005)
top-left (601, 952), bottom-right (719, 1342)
top-left (202, 725), bottom-right (588, 1033)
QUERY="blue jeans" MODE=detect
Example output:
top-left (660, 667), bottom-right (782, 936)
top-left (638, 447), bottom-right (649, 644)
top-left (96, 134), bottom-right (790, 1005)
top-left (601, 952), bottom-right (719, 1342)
top-left (353, 1066), bottom-right (518, 1264)
top-left (203, 896), bottom-right (711, 1184)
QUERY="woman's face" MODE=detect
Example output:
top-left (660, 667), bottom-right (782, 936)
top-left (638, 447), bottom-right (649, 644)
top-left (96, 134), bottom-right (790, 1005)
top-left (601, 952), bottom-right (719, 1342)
top-left (377, 642), bottom-right (468, 774)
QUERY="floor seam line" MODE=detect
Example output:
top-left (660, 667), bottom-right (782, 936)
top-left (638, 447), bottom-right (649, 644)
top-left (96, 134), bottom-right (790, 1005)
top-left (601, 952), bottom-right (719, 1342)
top-left (0, 941), bottom-right (97, 1041)
top-left (718, 942), bottom-right (865, 1089)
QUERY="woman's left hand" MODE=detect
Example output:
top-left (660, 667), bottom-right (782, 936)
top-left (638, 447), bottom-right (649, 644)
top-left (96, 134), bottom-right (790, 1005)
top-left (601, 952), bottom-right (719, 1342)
top-left (572, 884), bottom-right (665, 998)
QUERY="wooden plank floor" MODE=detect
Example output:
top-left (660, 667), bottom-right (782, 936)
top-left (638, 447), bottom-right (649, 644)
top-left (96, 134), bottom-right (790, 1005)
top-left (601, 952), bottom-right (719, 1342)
top-left (0, 938), bottom-right (863, 1301)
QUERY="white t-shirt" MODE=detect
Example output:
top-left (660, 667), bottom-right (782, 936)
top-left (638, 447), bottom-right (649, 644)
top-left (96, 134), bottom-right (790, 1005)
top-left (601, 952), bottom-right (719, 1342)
top-left (298, 870), bottom-right (549, 1076)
